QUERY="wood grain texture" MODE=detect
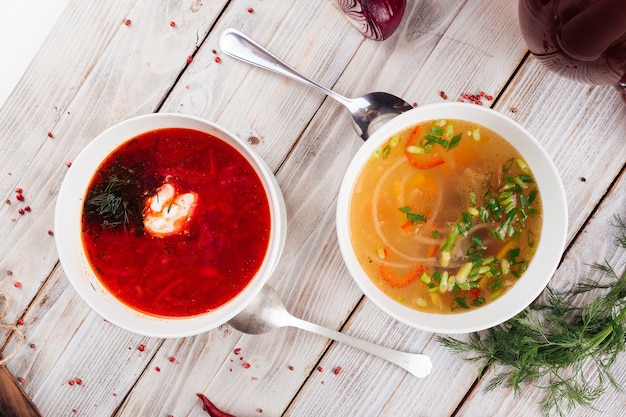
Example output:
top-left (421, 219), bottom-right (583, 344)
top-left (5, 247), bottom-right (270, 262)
top-left (0, 0), bottom-right (624, 416)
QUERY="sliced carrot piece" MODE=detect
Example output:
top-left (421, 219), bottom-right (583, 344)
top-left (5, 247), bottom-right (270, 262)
top-left (380, 262), bottom-right (427, 288)
top-left (426, 244), bottom-right (439, 258)
top-left (405, 126), bottom-right (445, 169)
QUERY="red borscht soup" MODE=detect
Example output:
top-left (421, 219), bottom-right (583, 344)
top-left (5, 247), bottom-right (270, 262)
top-left (81, 128), bottom-right (271, 317)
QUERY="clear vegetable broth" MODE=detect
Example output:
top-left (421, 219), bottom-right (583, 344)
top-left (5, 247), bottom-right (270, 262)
top-left (349, 119), bottom-right (542, 313)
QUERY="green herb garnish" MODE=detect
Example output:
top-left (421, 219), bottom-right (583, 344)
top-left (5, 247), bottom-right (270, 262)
top-left (438, 217), bottom-right (626, 416)
top-left (84, 161), bottom-right (158, 230)
top-left (399, 206), bottom-right (427, 224)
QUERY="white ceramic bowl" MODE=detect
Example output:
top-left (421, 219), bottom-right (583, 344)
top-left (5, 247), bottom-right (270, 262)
top-left (55, 113), bottom-right (287, 338)
top-left (336, 103), bottom-right (567, 334)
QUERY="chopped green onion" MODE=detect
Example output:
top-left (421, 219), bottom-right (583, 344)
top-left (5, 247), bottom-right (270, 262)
top-left (416, 298), bottom-right (428, 308)
top-left (501, 258), bottom-right (511, 275)
top-left (407, 212), bottom-right (427, 223)
top-left (515, 158), bottom-right (529, 172)
top-left (456, 262), bottom-right (473, 283)
top-left (430, 126), bottom-right (444, 135)
top-left (425, 134), bottom-right (448, 147)
top-left (406, 145), bottom-right (425, 154)
top-left (439, 271), bottom-right (449, 292)
top-left (471, 128), bottom-right (481, 141)
top-left (447, 133), bottom-right (462, 150)
top-left (456, 298), bottom-right (469, 309)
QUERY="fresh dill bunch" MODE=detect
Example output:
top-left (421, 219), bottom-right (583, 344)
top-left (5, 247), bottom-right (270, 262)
top-left (438, 216), bottom-right (626, 416)
top-left (85, 163), bottom-right (143, 229)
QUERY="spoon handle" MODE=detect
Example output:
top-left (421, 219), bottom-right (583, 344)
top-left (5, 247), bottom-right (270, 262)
top-left (288, 315), bottom-right (432, 378)
top-left (219, 28), bottom-right (352, 107)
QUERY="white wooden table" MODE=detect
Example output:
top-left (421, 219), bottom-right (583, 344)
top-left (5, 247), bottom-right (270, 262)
top-left (1, 1), bottom-right (625, 416)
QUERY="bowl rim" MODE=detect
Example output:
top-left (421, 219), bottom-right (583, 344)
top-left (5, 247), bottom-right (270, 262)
top-left (55, 113), bottom-right (287, 338)
top-left (336, 102), bottom-right (567, 334)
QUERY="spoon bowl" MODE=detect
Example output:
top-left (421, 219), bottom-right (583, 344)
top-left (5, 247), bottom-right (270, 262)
top-left (219, 28), bottom-right (414, 140)
top-left (229, 285), bottom-right (433, 378)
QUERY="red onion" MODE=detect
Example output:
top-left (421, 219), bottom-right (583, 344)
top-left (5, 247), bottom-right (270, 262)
top-left (335, 0), bottom-right (406, 41)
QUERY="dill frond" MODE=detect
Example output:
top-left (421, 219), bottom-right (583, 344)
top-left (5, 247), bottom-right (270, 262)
top-left (437, 221), bottom-right (626, 416)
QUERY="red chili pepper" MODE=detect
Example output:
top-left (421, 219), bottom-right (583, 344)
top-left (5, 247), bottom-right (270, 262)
top-left (196, 393), bottom-right (237, 417)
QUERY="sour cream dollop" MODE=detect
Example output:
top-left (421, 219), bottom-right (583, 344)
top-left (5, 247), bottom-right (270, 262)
top-left (143, 183), bottom-right (198, 237)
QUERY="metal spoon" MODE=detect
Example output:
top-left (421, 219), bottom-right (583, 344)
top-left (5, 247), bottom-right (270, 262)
top-left (219, 28), bottom-right (414, 141)
top-left (229, 285), bottom-right (433, 378)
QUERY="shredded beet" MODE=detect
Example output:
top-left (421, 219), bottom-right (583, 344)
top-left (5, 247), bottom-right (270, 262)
top-left (196, 393), bottom-right (237, 417)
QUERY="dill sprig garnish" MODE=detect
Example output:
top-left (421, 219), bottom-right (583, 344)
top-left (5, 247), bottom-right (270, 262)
top-left (438, 216), bottom-right (626, 416)
top-left (84, 162), bottom-right (153, 230)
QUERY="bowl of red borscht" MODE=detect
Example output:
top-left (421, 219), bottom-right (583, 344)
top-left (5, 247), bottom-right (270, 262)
top-left (55, 114), bottom-right (287, 337)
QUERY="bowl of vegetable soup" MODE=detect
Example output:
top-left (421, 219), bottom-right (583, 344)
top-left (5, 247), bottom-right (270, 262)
top-left (55, 113), bottom-right (287, 338)
top-left (336, 103), bottom-right (567, 334)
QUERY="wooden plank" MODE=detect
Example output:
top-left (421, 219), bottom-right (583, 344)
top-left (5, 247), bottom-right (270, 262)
top-left (493, 58), bottom-right (626, 241)
top-left (0, 365), bottom-right (42, 417)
